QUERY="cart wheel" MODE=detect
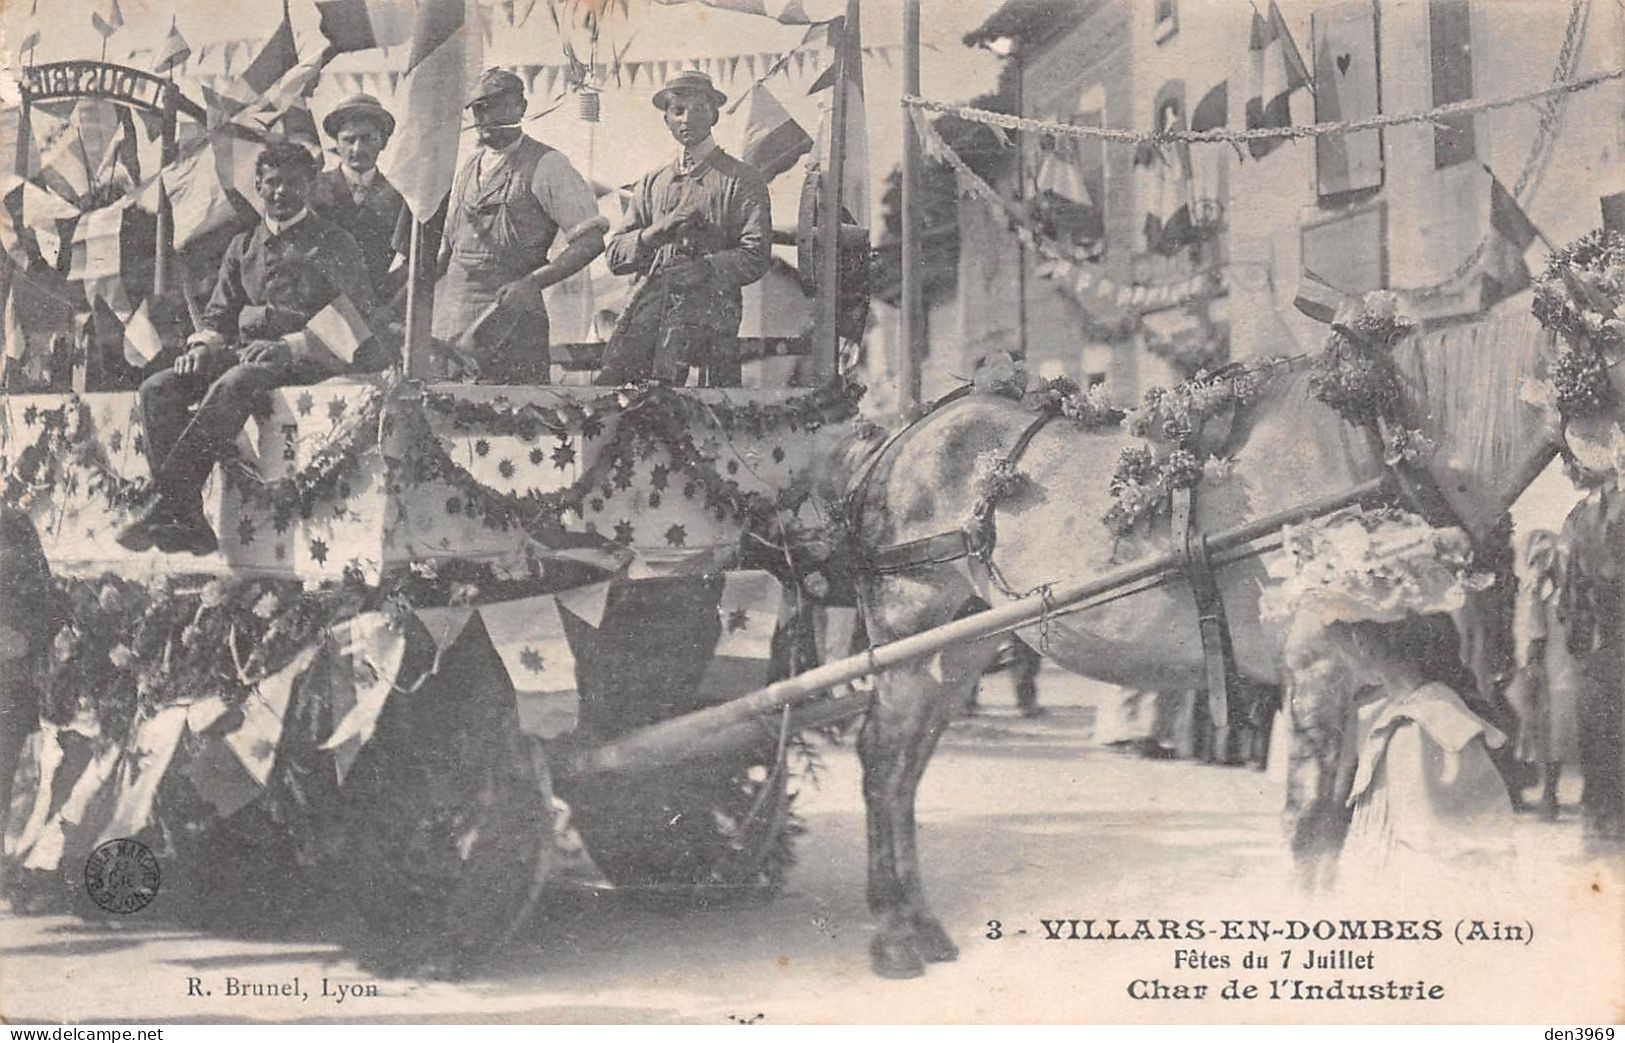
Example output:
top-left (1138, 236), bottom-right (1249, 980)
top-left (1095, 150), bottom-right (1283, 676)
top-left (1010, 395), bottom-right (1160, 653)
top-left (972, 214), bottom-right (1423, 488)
top-left (551, 742), bottom-right (796, 909)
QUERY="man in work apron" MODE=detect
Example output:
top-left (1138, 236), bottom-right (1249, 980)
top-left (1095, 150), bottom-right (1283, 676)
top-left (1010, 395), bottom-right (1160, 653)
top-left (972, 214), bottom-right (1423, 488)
top-left (432, 69), bottom-right (606, 385)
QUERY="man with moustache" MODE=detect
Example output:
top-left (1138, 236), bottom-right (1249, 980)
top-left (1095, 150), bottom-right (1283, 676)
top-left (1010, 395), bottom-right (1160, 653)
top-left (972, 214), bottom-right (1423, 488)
top-left (311, 93), bottom-right (406, 301)
top-left (596, 70), bottom-right (770, 387)
top-left (433, 68), bottom-right (606, 384)
top-left (117, 141), bottom-right (376, 556)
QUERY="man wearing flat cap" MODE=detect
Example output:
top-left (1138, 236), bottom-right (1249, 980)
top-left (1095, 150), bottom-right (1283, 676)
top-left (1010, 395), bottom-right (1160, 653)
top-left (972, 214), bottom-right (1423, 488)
top-left (433, 67), bottom-right (607, 384)
top-left (312, 93), bottom-right (406, 301)
top-left (596, 70), bottom-right (770, 387)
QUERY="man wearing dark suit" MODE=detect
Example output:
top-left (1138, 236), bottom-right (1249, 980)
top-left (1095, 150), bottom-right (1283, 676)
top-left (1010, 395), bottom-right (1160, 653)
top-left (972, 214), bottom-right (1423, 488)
top-left (310, 93), bottom-right (406, 301)
top-left (117, 141), bottom-right (378, 556)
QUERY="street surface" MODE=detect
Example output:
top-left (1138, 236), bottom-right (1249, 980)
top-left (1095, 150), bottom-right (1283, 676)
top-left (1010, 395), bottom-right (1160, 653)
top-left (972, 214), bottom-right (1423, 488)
top-left (3, 669), bottom-right (1621, 1024)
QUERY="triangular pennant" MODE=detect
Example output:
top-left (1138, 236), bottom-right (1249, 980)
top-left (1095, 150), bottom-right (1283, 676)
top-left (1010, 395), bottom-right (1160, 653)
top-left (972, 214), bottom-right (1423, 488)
top-left (321, 612), bottom-right (409, 782)
top-left (416, 605), bottom-right (476, 650)
top-left (225, 643), bottom-right (321, 787)
top-left (477, 595), bottom-right (578, 693)
top-left (95, 704), bottom-right (188, 845)
top-left (714, 571), bottom-right (784, 659)
top-left (21, 741), bottom-right (121, 872)
top-left (555, 579), bottom-right (612, 629)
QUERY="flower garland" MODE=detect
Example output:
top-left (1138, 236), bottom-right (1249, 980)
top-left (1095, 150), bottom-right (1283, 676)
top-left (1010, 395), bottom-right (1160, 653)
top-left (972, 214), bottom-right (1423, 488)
top-left (1531, 228), bottom-right (1625, 418)
top-left (1025, 376), bottom-right (1127, 429)
top-left (2, 397), bottom-right (146, 515)
top-left (1103, 363), bottom-right (1278, 538)
top-left (10, 378), bottom-right (866, 555)
top-left (1305, 292), bottom-right (1435, 466)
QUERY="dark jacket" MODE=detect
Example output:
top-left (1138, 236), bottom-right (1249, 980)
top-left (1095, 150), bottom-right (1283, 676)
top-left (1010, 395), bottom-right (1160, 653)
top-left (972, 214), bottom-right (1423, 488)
top-left (309, 166), bottom-right (407, 300)
top-left (202, 211), bottom-right (381, 373)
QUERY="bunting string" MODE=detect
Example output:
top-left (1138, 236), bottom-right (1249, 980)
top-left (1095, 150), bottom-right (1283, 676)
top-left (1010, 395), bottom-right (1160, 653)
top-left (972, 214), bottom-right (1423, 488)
top-left (909, 108), bottom-right (1220, 321)
top-left (901, 62), bottom-right (1625, 147)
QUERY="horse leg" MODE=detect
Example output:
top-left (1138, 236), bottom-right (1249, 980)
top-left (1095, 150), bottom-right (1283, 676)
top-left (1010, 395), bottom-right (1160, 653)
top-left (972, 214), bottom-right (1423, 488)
top-left (894, 634), bottom-right (1002, 964)
top-left (858, 659), bottom-right (937, 979)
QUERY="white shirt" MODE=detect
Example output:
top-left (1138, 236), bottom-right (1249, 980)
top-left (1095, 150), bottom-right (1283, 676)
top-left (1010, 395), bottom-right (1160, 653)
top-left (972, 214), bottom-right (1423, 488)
top-left (340, 165), bottom-right (377, 204)
top-left (263, 208), bottom-right (310, 238)
top-left (677, 136), bottom-right (719, 175)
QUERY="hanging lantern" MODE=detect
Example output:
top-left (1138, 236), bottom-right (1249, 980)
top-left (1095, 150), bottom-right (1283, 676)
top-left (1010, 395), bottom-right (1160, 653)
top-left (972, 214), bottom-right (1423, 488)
top-left (578, 87), bottom-right (601, 123)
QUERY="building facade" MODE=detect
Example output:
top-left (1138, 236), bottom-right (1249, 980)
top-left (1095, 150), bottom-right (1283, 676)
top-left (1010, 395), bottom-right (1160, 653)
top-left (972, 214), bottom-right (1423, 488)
top-left (951, 0), bottom-right (1625, 407)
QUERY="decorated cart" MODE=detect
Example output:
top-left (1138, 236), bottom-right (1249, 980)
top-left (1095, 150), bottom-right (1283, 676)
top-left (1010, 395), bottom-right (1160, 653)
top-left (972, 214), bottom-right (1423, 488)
top-left (0, 373), bottom-right (873, 973)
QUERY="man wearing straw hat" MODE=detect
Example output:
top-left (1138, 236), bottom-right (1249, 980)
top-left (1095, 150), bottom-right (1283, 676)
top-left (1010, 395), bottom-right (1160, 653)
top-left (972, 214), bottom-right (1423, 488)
top-left (312, 93), bottom-right (407, 302)
top-left (432, 68), bottom-right (607, 385)
top-left (596, 70), bottom-right (771, 387)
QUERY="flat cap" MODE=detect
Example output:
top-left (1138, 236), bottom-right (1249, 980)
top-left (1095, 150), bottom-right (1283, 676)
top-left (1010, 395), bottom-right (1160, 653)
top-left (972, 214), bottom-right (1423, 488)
top-left (466, 67), bottom-right (525, 107)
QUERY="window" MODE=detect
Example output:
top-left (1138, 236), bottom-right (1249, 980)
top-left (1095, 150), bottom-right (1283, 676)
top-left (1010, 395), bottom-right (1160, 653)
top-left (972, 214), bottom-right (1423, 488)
top-left (1085, 371), bottom-right (1108, 389)
top-left (1429, 0), bottom-right (1475, 168)
top-left (1154, 0), bottom-right (1178, 43)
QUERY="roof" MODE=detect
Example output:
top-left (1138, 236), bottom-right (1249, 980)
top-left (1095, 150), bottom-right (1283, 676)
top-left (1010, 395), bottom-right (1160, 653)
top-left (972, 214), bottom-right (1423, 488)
top-left (963, 0), bottom-right (1090, 50)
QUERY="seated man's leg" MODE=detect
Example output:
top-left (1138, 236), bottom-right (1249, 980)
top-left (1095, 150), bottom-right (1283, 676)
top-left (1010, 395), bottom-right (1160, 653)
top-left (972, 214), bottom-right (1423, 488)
top-left (123, 361), bottom-right (289, 555)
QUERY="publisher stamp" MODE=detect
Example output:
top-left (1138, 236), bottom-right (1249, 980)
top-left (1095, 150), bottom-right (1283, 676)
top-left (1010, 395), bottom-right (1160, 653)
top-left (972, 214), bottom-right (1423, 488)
top-left (84, 838), bottom-right (161, 915)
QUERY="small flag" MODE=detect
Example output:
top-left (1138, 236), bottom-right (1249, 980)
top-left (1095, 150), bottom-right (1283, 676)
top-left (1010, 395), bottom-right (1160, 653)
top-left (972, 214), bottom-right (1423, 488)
top-left (3, 280), bottom-right (26, 361)
top-left (652, 0), bottom-right (843, 25)
top-left (68, 202), bottom-right (126, 283)
top-left (1245, 1), bottom-right (1311, 160)
top-left (17, 27), bottom-right (41, 55)
top-left (91, 0), bottom-right (124, 39)
top-left (1480, 170), bottom-right (1542, 307)
top-left (1034, 135), bottom-right (1092, 208)
top-left (734, 83), bottom-right (812, 182)
top-left (154, 23), bottom-right (193, 73)
top-left (379, 0), bottom-right (485, 220)
top-left (123, 297), bottom-right (163, 367)
top-left (238, 2), bottom-right (300, 100)
top-left (162, 144), bottom-right (240, 249)
top-left (304, 294), bottom-right (373, 365)
top-left (1488, 170), bottom-right (1540, 252)
top-left (1293, 268), bottom-right (1351, 324)
top-left (316, 0), bottom-right (417, 56)
top-left (810, 16), bottom-right (867, 227)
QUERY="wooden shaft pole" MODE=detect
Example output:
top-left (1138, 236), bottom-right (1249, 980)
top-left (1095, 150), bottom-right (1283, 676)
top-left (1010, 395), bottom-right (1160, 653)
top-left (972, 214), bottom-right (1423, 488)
top-left (898, 0), bottom-right (922, 409)
top-left (154, 83), bottom-right (178, 297)
top-left (404, 220), bottom-right (429, 378)
top-left (812, 0), bottom-right (860, 382)
top-left (564, 476), bottom-right (1392, 778)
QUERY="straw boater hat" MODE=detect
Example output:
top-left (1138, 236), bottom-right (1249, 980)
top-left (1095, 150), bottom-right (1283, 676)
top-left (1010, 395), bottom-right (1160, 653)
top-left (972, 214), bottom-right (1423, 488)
top-left (322, 93), bottom-right (396, 140)
top-left (1258, 507), bottom-right (1493, 626)
top-left (652, 69), bottom-right (727, 112)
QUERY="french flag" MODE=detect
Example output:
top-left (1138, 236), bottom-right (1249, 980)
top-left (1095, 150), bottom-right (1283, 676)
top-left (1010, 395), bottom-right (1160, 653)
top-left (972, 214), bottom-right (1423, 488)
top-left (1245, 1), bottom-right (1312, 160)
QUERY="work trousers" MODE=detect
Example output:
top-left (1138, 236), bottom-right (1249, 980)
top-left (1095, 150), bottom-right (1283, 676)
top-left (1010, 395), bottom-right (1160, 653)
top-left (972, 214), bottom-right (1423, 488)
top-left (138, 355), bottom-right (328, 507)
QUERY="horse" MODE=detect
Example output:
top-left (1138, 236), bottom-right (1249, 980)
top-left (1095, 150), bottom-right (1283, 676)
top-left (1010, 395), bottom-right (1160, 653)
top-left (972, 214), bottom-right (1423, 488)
top-left (841, 309), bottom-right (1613, 979)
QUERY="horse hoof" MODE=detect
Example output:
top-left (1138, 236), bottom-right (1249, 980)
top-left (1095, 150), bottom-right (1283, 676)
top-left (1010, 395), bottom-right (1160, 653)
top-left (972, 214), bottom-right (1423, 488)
top-left (870, 935), bottom-right (926, 979)
top-left (911, 917), bottom-right (959, 963)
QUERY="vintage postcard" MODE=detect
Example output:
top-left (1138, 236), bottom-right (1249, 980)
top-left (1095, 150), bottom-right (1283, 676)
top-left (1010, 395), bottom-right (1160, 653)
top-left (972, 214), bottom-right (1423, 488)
top-left (0, 0), bottom-right (1622, 1026)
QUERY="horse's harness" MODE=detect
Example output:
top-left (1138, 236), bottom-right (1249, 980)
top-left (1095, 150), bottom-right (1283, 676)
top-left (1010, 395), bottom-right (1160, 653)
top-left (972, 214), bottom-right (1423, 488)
top-left (843, 368), bottom-right (1474, 731)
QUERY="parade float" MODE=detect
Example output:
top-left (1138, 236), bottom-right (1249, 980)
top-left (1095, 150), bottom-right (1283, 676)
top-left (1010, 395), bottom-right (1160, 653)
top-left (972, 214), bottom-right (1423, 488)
top-left (3, 0), bottom-right (1623, 984)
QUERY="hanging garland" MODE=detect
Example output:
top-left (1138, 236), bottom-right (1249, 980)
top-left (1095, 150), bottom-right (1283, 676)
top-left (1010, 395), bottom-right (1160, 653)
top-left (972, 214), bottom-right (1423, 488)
top-left (11, 378), bottom-right (866, 553)
top-left (2, 397), bottom-right (147, 514)
top-left (1531, 228), bottom-right (1625, 418)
